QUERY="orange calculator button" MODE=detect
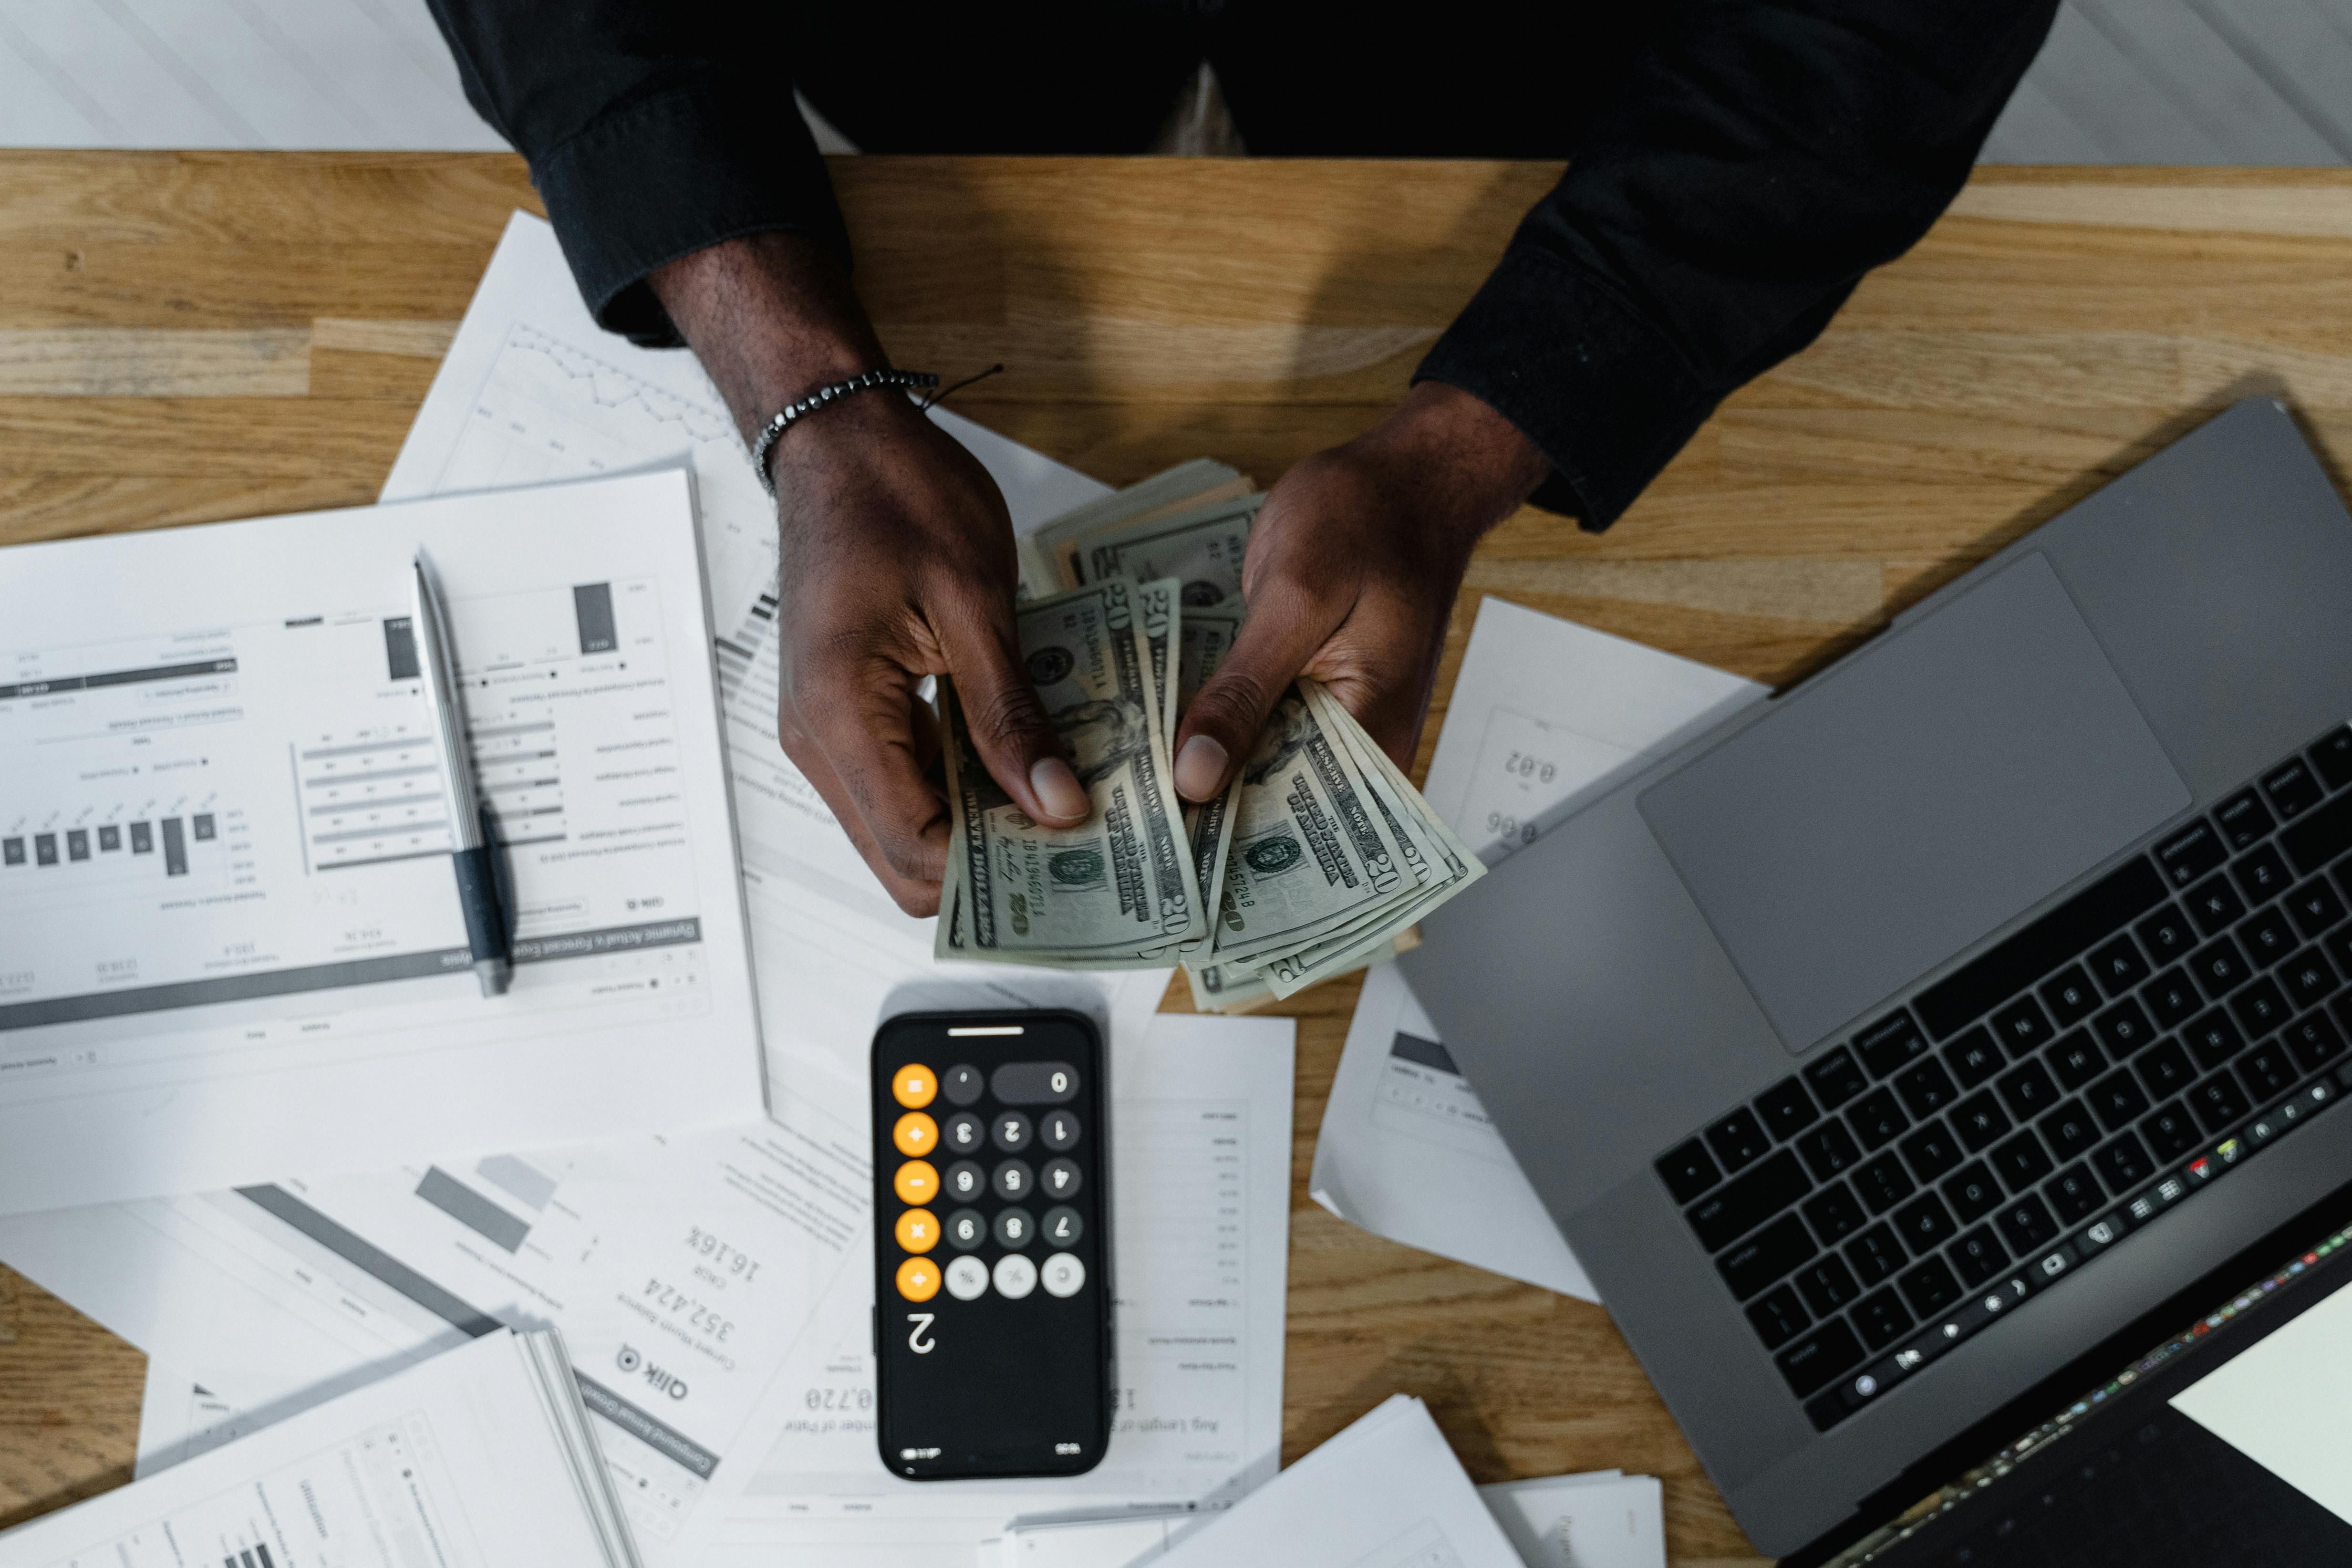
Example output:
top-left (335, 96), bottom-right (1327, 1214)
top-left (892, 1159), bottom-right (939, 1205)
top-left (894, 1207), bottom-right (939, 1254)
top-left (892, 1064), bottom-right (938, 1109)
top-left (896, 1256), bottom-right (941, 1302)
top-left (893, 1111), bottom-right (939, 1157)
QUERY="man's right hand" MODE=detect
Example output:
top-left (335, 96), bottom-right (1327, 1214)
top-left (651, 233), bottom-right (1087, 917)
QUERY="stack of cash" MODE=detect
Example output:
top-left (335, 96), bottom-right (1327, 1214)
top-left (939, 466), bottom-right (1482, 1007)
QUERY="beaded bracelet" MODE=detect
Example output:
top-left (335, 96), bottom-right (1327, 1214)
top-left (749, 368), bottom-right (940, 498)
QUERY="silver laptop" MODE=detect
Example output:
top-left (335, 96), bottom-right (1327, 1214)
top-left (1400, 397), bottom-right (2352, 1556)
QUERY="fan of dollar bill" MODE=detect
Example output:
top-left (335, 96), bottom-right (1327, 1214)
top-left (935, 461), bottom-right (1483, 1009)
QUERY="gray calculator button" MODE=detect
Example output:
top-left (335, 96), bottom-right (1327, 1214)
top-left (943, 1112), bottom-right (985, 1154)
top-left (990, 1061), bottom-right (1080, 1104)
top-left (991, 1111), bottom-right (1034, 1152)
top-left (945, 1254), bottom-right (990, 1300)
top-left (1041, 1252), bottom-right (1086, 1298)
top-left (944, 1160), bottom-right (986, 1202)
top-left (946, 1208), bottom-right (987, 1251)
top-left (1041, 1157), bottom-right (1083, 1199)
top-left (993, 1159), bottom-right (1033, 1201)
top-left (994, 1206), bottom-right (1034, 1249)
top-left (994, 1253), bottom-right (1037, 1299)
top-left (1040, 1110), bottom-right (1080, 1151)
top-left (942, 1065), bottom-right (984, 1106)
top-left (1042, 1205), bottom-right (1083, 1246)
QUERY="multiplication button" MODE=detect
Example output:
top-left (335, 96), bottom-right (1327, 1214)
top-left (1041, 1253), bottom-right (1086, 1298)
top-left (945, 1255), bottom-right (989, 1301)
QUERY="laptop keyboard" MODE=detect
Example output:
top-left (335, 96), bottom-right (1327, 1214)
top-left (1658, 723), bottom-right (2352, 1433)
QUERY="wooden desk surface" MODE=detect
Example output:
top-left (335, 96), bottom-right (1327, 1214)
top-left (4, 154), bottom-right (2351, 1564)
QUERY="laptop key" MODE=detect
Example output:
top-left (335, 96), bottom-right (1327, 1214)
top-left (1892, 1192), bottom-right (1956, 1253)
top-left (1853, 1153), bottom-right (1915, 1214)
top-left (1795, 1120), bottom-right (1864, 1182)
top-left (1942, 1161), bottom-right (2004, 1224)
top-left (2092, 997), bottom-right (2157, 1059)
top-left (1802, 1182), bottom-right (1867, 1246)
top-left (1991, 1129), bottom-right (2054, 1192)
top-left (1942, 1027), bottom-right (2004, 1089)
top-left (1656, 1138), bottom-right (1722, 1204)
top-left (2264, 757), bottom-right (2325, 820)
top-left (2228, 976), bottom-right (2292, 1038)
top-left (1795, 1254), bottom-right (1861, 1316)
top-left (2288, 876), bottom-right (2349, 940)
top-left (1893, 1059), bottom-right (1958, 1119)
top-left (1948, 1225), bottom-right (2009, 1287)
top-left (2188, 1071), bottom-right (2253, 1134)
top-left (2231, 843), bottom-right (2292, 903)
top-left (1754, 1077), bottom-right (1821, 1141)
top-left (1951, 1090), bottom-right (2012, 1151)
top-left (1990, 996), bottom-right (2054, 1057)
top-left (1853, 1010), bottom-right (1929, 1079)
top-left (2039, 964), bottom-right (2099, 1028)
top-left (1914, 859), bottom-right (2165, 1041)
top-left (2086, 1068), bottom-right (2151, 1132)
top-left (1898, 1256), bottom-right (1963, 1319)
top-left (2140, 1101), bottom-right (2200, 1158)
top-left (2045, 1163), bottom-right (2105, 1222)
top-left (1746, 1283), bottom-right (1812, 1350)
top-left (1705, 1108), bottom-right (1772, 1173)
top-left (2039, 1099), bottom-right (2101, 1159)
top-left (2136, 903), bottom-right (2198, 966)
top-left (2288, 1010), bottom-right (2347, 1074)
top-left (2310, 726), bottom-right (2352, 791)
top-left (1853, 1286), bottom-right (1914, 1350)
top-left (2048, 1031), bottom-right (2106, 1090)
top-left (1719, 1214), bottom-right (1817, 1300)
top-left (1845, 1224), bottom-right (1906, 1285)
top-left (2190, 934), bottom-right (2253, 996)
top-left (2183, 1008), bottom-right (2248, 1071)
top-left (1776, 1319), bottom-right (1865, 1398)
top-left (1994, 1193), bottom-right (2059, 1256)
top-left (2142, 967), bottom-right (2202, 1030)
top-left (2238, 1042), bottom-right (2297, 1101)
top-left (1803, 1046), bottom-right (1869, 1111)
top-left (1898, 1121), bottom-right (1963, 1183)
top-left (2214, 789), bottom-right (2278, 853)
top-left (2236, 908), bottom-right (2297, 969)
top-left (2087, 934), bottom-right (2151, 995)
top-left (2281, 947), bottom-right (2340, 1011)
top-left (1685, 1149), bottom-right (1810, 1252)
top-left (2134, 1038), bottom-right (2196, 1100)
top-left (1846, 1089), bottom-right (1909, 1151)
top-left (1996, 1059), bottom-right (2059, 1120)
top-left (2185, 874), bottom-right (2247, 936)
top-left (2282, 790), bottom-right (2352, 877)
top-left (2155, 820), bottom-right (2227, 890)
top-left (2093, 1131), bottom-right (2156, 1192)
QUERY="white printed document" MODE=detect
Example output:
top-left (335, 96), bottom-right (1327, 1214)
top-left (708, 1013), bottom-right (1295, 1568)
top-left (0, 1328), bottom-right (640, 1568)
top-left (0, 469), bottom-right (765, 1211)
top-left (1310, 598), bottom-right (1764, 1295)
top-left (1479, 1470), bottom-right (1665, 1568)
top-left (379, 211), bottom-right (1166, 1108)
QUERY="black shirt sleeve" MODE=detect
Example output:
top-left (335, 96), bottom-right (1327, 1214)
top-left (425, 0), bottom-right (849, 347)
top-left (1414, 0), bottom-right (2058, 530)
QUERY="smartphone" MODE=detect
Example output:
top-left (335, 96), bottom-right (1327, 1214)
top-left (870, 1008), bottom-right (1111, 1479)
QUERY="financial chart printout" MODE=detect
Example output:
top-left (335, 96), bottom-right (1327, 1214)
top-left (0, 471), bottom-right (764, 1211)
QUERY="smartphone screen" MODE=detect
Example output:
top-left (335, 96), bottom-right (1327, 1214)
top-left (871, 1009), bottom-right (1110, 1479)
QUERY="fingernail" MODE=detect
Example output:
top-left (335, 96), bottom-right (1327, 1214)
top-left (1175, 735), bottom-right (1228, 801)
top-left (1030, 756), bottom-right (1088, 822)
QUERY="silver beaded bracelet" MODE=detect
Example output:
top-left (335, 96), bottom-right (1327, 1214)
top-left (748, 368), bottom-right (940, 498)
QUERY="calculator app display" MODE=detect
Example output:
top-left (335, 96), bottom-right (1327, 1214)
top-left (871, 1011), bottom-right (1109, 1479)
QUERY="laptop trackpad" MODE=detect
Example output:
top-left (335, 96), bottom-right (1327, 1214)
top-left (1638, 552), bottom-right (2190, 1054)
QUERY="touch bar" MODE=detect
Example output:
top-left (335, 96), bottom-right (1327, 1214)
top-left (1914, 856), bottom-right (2166, 1040)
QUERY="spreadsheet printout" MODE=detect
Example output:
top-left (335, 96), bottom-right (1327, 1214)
top-left (0, 469), bottom-right (765, 1210)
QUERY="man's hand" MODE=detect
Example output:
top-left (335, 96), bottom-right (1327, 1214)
top-left (1172, 382), bottom-right (1552, 800)
top-left (653, 234), bottom-right (1086, 917)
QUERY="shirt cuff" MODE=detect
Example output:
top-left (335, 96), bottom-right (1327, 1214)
top-left (1414, 247), bottom-right (1712, 531)
top-left (532, 79), bottom-right (851, 348)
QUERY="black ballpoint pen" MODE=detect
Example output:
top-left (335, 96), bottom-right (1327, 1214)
top-left (413, 551), bottom-right (513, 997)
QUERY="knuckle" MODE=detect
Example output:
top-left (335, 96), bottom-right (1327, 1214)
top-left (965, 679), bottom-right (1053, 748)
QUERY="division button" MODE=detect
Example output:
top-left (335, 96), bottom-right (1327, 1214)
top-left (896, 1256), bottom-right (941, 1302)
top-left (994, 1207), bottom-right (1034, 1249)
top-left (994, 1252), bottom-right (1038, 1299)
top-left (945, 1208), bottom-right (987, 1250)
top-left (942, 1065), bottom-right (984, 1106)
top-left (944, 1255), bottom-right (990, 1301)
top-left (944, 1160), bottom-right (986, 1203)
top-left (1041, 1252), bottom-right (1087, 1298)
top-left (892, 1063), bottom-right (937, 1109)
top-left (1041, 1158), bottom-right (1084, 1200)
top-left (894, 1207), bottom-right (939, 1254)
top-left (894, 1112), bottom-right (939, 1157)
top-left (892, 1160), bottom-right (939, 1205)
top-left (1042, 1205), bottom-right (1084, 1246)
top-left (1041, 1110), bottom-right (1081, 1151)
